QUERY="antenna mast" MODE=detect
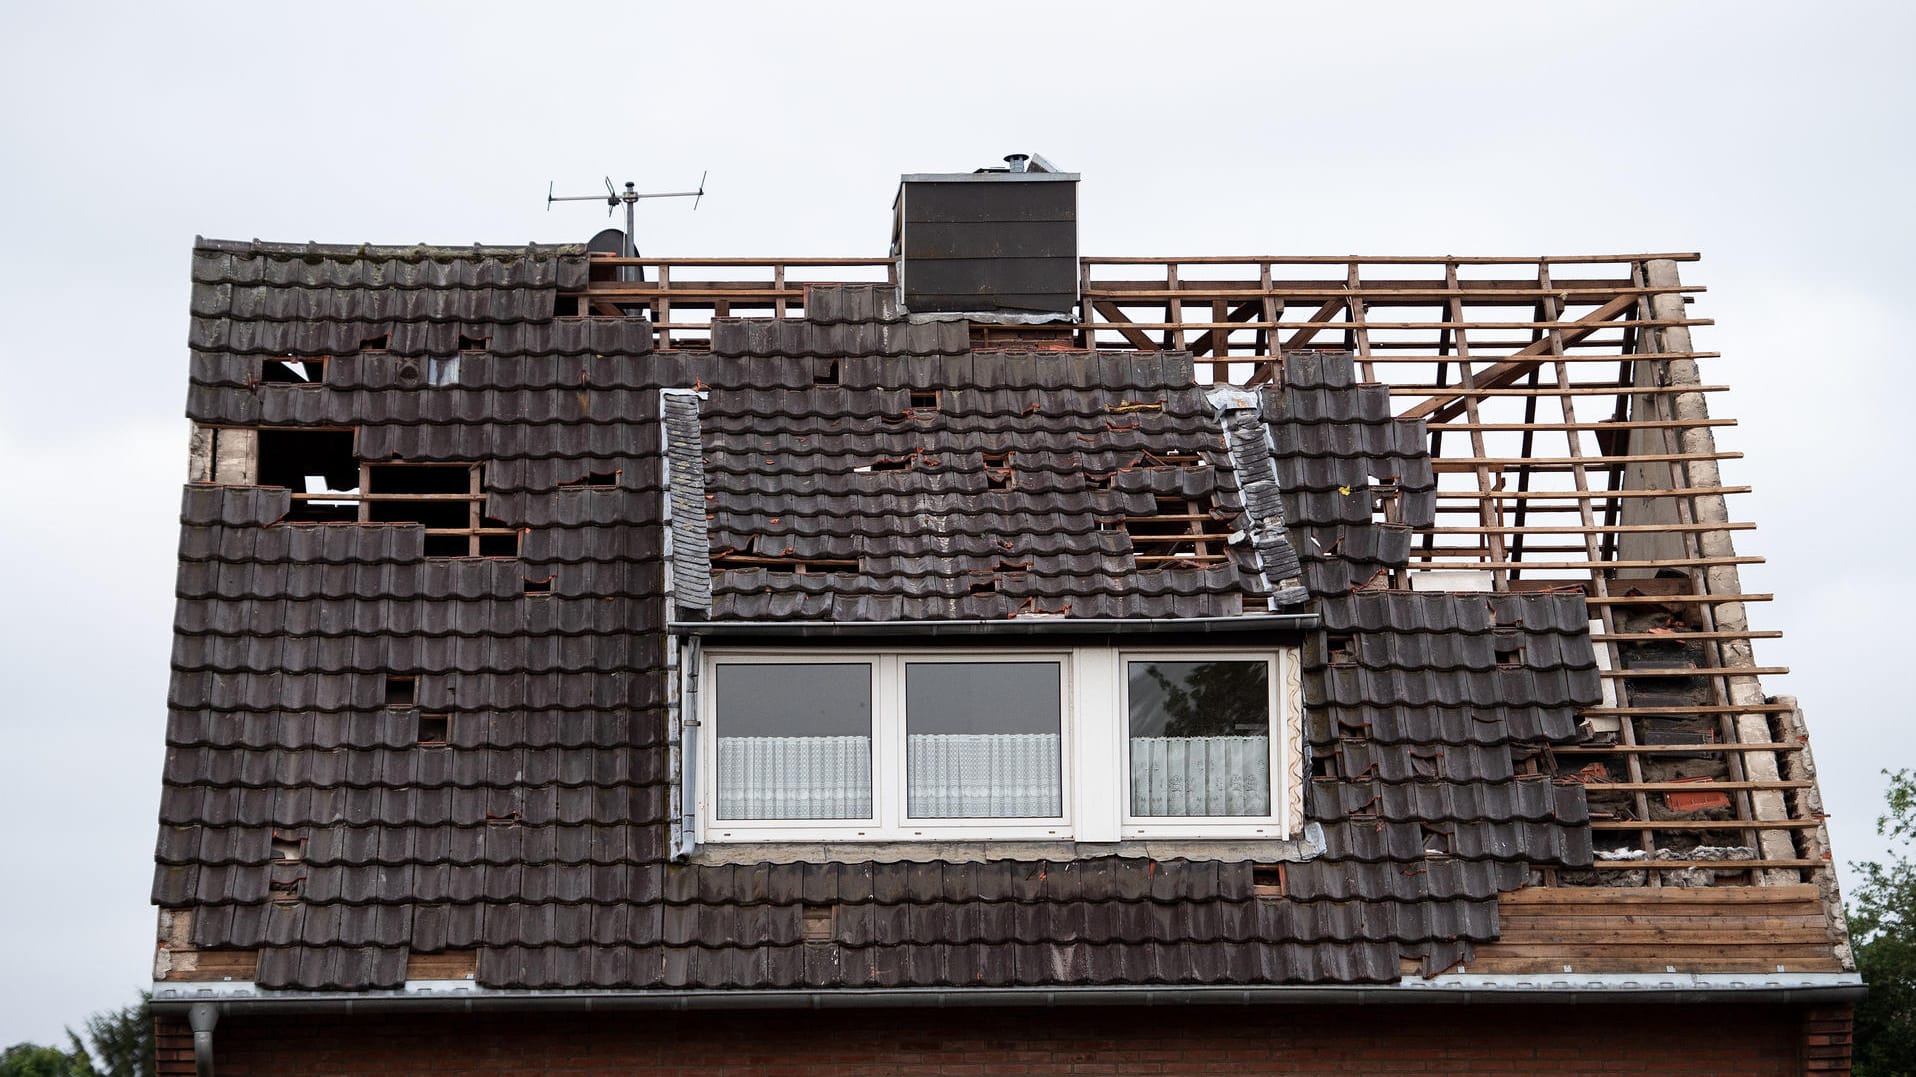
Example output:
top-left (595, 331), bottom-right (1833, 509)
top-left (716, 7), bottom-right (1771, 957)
top-left (546, 173), bottom-right (708, 262)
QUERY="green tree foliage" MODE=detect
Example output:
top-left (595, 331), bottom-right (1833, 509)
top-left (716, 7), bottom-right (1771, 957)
top-left (0, 994), bottom-right (153, 1077)
top-left (1853, 768), bottom-right (1916, 1076)
top-left (72, 997), bottom-right (152, 1077)
top-left (0, 1043), bottom-right (90, 1077)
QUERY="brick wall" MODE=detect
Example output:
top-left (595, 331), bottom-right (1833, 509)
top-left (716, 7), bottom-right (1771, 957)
top-left (159, 1001), bottom-right (1848, 1076)
top-left (1803, 1004), bottom-right (1855, 1073)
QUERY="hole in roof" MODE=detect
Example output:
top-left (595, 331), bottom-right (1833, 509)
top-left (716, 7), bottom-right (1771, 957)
top-left (270, 836), bottom-right (304, 862)
top-left (1251, 865), bottom-right (1286, 898)
top-left (384, 675), bottom-right (417, 707)
top-left (813, 359), bottom-right (839, 386)
top-left (261, 356), bottom-right (326, 385)
top-left (417, 714), bottom-right (451, 747)
top-left (360, 333), bottom-right (390, 352)
top-left (1139, 450), bottom-right (1203, 469)
top-left (1371, 479), bottom-right (1400, 526)
top-left (1326, 634), bottom-right (1357, 664)
top-left (1122, 495), bottom-right (1225, 566)
top-left (710, 551), bottom-right (856, 575)
top-left (802, 905), bottom-right (836, 943)
top-left (1421, 826), bottom-right (1452, 856)
top-left (968, 578), bottom-right (997, 596)
top-left (477, 522), bottom-right (519, 557)
top-left (909, 389), bottom-right (938, 410)
top-left (524, 576), bottom-right (553, 595)
top-left (1494, 641), bottom-right (1524, 666)
top-left (457, 333), bottom-right (488, 351)
top-left (1310, 754), bottom-right (1339, 778)
top-left (559, 470), bottom-right (619, 488)
top-left (258, 429), bottom-right (359, 523)
top-left (983, 451), bottom-right (1013, 490)
top-left (269, 879), bottom-right (302, 903)
top-left (428, 355), bottom-right (460, 386)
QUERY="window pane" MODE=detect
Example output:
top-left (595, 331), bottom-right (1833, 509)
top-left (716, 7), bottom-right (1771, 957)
top-left (1127, 660), bottom-right (1270, 817)
top-left (906, 662), bottom-right (1062, 819)
top-left (715, 663), bottom-right (872, 820)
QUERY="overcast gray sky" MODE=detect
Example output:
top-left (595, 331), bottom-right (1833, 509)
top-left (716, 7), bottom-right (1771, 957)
top-left (2, 0), bottom-right (1911, 1048)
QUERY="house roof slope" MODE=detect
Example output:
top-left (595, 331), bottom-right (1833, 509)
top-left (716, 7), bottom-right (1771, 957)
top-left (157, 250), bottom-right (1598, 993)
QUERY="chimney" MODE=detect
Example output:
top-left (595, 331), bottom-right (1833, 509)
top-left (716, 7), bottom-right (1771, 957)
top-left (890, 153), bottom-right (1079, 318)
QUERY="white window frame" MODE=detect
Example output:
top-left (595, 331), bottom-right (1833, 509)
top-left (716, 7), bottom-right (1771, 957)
top-left (696, 644), bottom-right (1292, 844)
top-left (1118, 650), bottom-right (1284, 840)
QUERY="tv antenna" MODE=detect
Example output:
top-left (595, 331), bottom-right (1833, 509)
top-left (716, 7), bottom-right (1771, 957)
top-left (546, 173), bottom-right (707, 259)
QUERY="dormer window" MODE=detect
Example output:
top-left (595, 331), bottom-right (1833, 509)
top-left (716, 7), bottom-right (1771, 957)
top-left (697, 646), bottom-right (1291, 843)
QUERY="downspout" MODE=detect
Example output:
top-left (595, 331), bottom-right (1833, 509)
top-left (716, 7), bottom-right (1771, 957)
top-left (189, 1001), bottom-right (218, 1077)
top-left (678, 634), bottom-right (702, 858)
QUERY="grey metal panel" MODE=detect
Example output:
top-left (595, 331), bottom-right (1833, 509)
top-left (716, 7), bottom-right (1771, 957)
top-left (897, 177), bottom-right (1077, 316)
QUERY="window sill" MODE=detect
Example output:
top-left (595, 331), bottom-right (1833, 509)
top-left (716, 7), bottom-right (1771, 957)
top-left (683, 824), bottom-right (1325, 867)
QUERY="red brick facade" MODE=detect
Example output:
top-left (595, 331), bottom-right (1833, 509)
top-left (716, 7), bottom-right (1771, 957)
top-left (157, 1001), bottom-right (1852, 1076)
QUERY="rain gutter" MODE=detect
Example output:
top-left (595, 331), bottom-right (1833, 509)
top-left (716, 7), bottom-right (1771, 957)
top-left (153, 975), bottom-right (1865, 1021)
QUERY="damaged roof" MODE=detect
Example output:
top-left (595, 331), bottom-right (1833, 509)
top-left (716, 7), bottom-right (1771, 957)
top-left (157, 241), bottom-right (1598, 992)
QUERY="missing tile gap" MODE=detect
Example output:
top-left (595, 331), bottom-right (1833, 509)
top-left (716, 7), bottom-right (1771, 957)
top-left (270, 835), bottom-right (304, 862)
top-left (384, 675), bottom-right (417, 707)
top-left (802, 905), bottom-right (836, 943)
top-left (1327, 633), bottom-right (1357, 664)
top-left (360, 333), bottom-right (390, 352)
top-left (457, 333), bottom-right (488, 351)
top-left (417, 713), bottom-right (451, 747)
top-left (909, 389), bottom-right (938, 410)
top-left (524, 576), bottom-right (553, 595)
top-left (813, 359), bottom-right (839, 386)
top-left (261, 356), bottom-right (327, 385)
top-left (1251, 864), bottom-right (1286, 898)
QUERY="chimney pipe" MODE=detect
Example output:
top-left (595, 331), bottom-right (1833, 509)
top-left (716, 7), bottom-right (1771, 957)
top-left (1004, 153), bottom-right (1030, 174)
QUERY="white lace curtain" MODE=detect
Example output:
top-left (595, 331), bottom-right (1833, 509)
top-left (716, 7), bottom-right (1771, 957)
top-left (907, 732), bottom-right (1061, 818)
top-left (717, 733), bottom-right (1063, 820)
top-left (718, 733), bottom-right (1268, 820)
top-left (1129, 735), bottom-right (1270, 817)
top-left (717, 735), bottom-right (872, 819)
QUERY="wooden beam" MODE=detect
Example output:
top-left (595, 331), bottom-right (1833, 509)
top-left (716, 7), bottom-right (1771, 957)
top-left (1243, 298), bottom-right (1346, 387)
top-left (1090, 301), bottom-right (1158, 351)
top-left (1399, 293), bottom-right (1641, 421)
top-left (1185, 300), bottom-right (1262, 356)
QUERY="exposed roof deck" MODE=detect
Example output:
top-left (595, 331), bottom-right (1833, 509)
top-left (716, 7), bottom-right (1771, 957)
top-left (570, 251), bottom-right (1826, 890)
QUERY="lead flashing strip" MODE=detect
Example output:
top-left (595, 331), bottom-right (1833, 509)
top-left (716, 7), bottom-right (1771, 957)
top-left (1206, 386), bottom-right (1308, 609)
top-left (661, 389), bottom-right (711, 615)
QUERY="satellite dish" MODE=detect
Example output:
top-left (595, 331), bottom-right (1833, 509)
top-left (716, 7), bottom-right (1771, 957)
top-left (587, 228), bottom-right (629, 257)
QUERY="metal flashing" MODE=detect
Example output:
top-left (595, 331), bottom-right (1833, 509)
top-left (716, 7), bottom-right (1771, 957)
top-left (153, 970), bottom-right (1865, 1014)
top-left (669, 614), bottom-right (1320, 639)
